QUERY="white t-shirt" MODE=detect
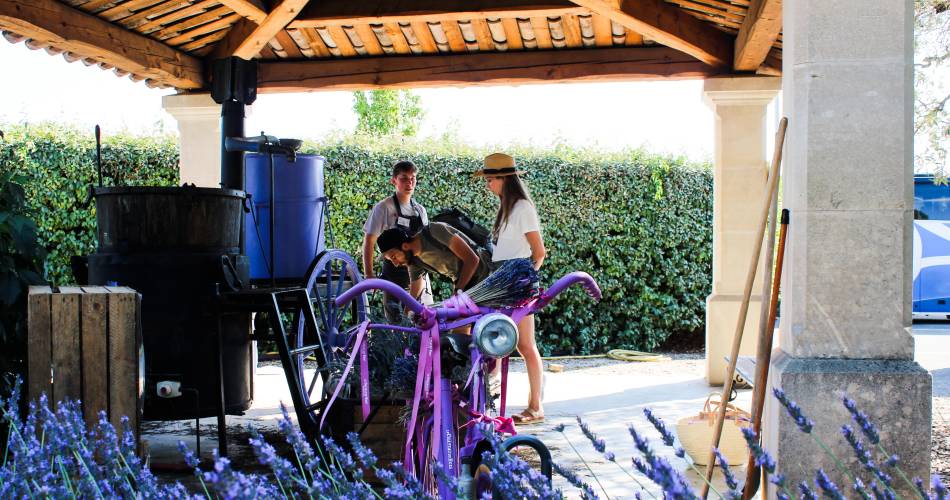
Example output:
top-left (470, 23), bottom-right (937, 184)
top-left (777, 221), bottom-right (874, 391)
top-left (492, 199), bottom-right (541, 262)
top-left (363, 197), bottom-right (428, 236)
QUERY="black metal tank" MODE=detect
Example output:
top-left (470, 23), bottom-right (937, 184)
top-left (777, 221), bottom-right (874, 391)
top-left (86, 186), bottom-right (253, 420)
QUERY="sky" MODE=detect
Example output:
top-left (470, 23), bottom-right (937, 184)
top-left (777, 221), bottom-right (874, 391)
top-left (0, 39), bottom-right (723, 161)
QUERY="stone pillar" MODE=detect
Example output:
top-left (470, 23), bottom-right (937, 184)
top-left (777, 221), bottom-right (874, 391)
top-left (763, 0), bottom-right (931, 496)
top-left (162, 93), bottom-right (222, 188)
top-left (703, 77), bottom-right (781, 385)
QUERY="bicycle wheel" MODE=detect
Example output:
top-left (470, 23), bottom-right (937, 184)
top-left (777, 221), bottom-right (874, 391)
top-left (293, 250), bottom-right (367, 420)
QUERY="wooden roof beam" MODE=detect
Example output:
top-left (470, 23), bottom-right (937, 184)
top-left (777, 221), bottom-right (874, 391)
top-left (289, 0), bottom-right (588, 28)
top-left (0, 0), bottom-right (203, 89)
top-left (566, 0), bottom-right (732, 67)
top-left (257, 45), bottom-right (724, 92)
top-left (217, 0), bottom-right (267, 23)
top-left (231, 0), bottom-right (311, 59)
top-left (733, 0), bottom-right (781, 71)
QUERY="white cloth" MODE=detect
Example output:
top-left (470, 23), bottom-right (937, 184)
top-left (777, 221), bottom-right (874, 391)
top-left (491, 199), bottom-right (541, 262)
top-left (363, 197), bottom-right (428, 236)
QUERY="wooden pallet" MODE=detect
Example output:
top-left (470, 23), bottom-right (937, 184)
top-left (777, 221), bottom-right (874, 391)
top-left (27, 286), bottom-right (142, 440)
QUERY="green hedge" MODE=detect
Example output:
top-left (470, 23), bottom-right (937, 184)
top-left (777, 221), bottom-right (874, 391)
top-left (309, 136), bottom-right (712, 353)
top-left (0, 123), bottom-right (712, 353)
top-left (0, 123), bottom-right (179, 284)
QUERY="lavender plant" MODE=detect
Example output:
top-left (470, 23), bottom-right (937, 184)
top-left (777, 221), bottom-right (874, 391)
top-left (1, 378), bottom-right (551, 500)
top-left (552, 389), bottom-right (947, 500)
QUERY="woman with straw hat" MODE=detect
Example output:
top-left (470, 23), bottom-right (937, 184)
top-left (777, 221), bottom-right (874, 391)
top-left (477, 152), bottom-right (547, 425)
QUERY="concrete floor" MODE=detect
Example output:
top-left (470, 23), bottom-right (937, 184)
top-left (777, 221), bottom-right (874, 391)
top-left (142, 325), bottom-right (950, 498)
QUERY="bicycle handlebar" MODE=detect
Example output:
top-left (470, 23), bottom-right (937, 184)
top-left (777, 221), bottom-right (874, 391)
top-left (335, 278), bottom-right (426, 314)
top-left (540, 272), bottom-right (601, 304)
top-left (336, 273), bottom-right (600, 319)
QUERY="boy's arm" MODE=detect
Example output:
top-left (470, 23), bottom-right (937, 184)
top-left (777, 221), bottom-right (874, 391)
top-left (448, 234), bottom-right (480, 291)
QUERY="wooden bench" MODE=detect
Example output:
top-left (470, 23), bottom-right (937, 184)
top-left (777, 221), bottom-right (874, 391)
top-left (725, 355), bottom-right (758, 388)
top-left (28, 286), bottom-right (142, 441)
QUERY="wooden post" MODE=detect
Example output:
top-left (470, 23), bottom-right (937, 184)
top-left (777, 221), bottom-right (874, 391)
top-left (107, 286), bottom-right (141, 437)
top-left (81, 286), bottom-right (109, 429)
top-left (27, 286), bottom-right (53, 402)
top-left (51, 286), bottom-right (82, 407)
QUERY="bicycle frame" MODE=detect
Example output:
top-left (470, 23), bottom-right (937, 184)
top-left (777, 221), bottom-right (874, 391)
top-left (334, 272), bottom-right (601, 499)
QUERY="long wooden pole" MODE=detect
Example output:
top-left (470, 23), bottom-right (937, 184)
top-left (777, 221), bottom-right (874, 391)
top-left (741, 208), bottom-right (790, 499)
top-left (700, 117), bottom-right (787, 498)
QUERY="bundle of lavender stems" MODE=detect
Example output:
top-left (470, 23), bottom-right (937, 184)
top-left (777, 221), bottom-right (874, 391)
top-left (451, 258), bottom-right (540, 308)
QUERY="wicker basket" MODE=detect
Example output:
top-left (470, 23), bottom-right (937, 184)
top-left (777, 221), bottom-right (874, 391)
top-left (675, 394), bottom-right (752, 466)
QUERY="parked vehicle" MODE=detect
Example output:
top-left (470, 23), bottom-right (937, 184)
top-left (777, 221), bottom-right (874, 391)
top-left (913, 174), bottom-right (950, 320)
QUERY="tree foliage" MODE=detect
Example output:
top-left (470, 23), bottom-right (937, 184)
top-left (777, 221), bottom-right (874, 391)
top-left (352, 90), bottom-right (425, 137)
top-left (915, 0), bottom-right (950, 175)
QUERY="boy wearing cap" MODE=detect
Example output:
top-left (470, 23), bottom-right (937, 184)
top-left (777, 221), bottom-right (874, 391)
top-left (376, 222), bottom-right (492, 298)
top-left (362, 160), bottom-right (429, 322)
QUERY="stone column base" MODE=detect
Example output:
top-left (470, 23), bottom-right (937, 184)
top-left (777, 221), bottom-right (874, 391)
top-left (705, 293), bottom-right (765, 385)
top-left (762, 352), bottom-right (931, 498)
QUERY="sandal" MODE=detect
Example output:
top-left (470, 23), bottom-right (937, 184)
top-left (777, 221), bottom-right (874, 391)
top-left (512, 408), bottom-right (545, 425)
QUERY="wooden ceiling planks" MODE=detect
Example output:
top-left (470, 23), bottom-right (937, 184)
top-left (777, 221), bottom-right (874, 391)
top-left (136, 1), bottom-right (217, 35)
top-left (0, 0), bottom-right (203, 88)
top-left (499, 18), bottom-right (524, 50)
top-left (100, 0), bottom-right (166, 22)
top-left (258, 45), bottom-right (725, 92)
top-left (529, 17), bottom-right (554, 49)
top-left (0, 0), bottom-right (786, 91)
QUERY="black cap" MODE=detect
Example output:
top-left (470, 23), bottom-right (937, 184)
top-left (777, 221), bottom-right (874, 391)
top-left (377, 228), bottom-right (411, 253)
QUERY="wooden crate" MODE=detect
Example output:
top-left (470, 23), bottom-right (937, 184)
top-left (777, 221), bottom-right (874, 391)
top-left (27, 286), bottom-right (143, 439)
top-left (325, 399), bottom-right (407, 474)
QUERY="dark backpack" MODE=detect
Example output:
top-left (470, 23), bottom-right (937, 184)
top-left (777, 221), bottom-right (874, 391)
top-left (431, 208), bottom-right (493, 250)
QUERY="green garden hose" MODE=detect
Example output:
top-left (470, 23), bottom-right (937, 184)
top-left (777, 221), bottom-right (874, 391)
top-left (606, 349), bottom-right (671, 362)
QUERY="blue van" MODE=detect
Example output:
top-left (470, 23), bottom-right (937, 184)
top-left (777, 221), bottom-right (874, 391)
top-left (913, 175), bottom-right (950, 320)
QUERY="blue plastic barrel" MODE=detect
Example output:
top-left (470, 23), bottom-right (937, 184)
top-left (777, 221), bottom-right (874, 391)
top-left (244, 153), bottom-right (326, 281)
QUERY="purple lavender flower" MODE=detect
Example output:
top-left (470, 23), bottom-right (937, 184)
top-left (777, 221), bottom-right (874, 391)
top-left (815, 469), bottom-right (845, 500)
top-left (841, 424), bottom-right (892, 486)
top-left (799, 481), bottom-right (818, 500)
top-left (345, 432), bottom-right (378, 469)
top-left (476, 428), bottom-right (561, 500)
top-left (934, 474), bottom-right (948, 500)
top-left (628, 424), bottom-right (656, 463)
top-left (885, 455), bottom-right (899, 468)
top-left (553, 423), bottom-right (566, 433)
top-left (577, 416), bottom-right (612, 460)
top-left (379, 461), bottom-right (433, 499)
top-left (712, 448), bottom-right (738, 492)
top-left (870, 480), bottom-right (888, 500)
top-left (913, 477), bottom-right (929, 500)
top-left (643, 408), bottom-right (685, 457)
top-left (740, 427), bottom-right (776, 474)
top-left (553, 461), bottom-right (600, 500)
top-left (843, 396), bottom-right (881, 444)
top-left (772, 388), bottom-right (814, 433)
top-left (852, 477), bottom-right (872, 500)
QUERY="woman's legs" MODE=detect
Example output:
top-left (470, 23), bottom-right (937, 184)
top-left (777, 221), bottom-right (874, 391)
top-left (516, 314), bottom-right (543, 415)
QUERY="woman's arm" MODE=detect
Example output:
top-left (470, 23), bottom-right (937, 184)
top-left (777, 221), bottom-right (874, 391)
top-left (525, 230), bottom-right (545, 270)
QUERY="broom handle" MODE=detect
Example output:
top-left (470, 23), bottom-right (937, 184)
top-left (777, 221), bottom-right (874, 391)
top-left (700, 117), bottom-right (787, 499)
top-left (741, 209), bottom-right (790, 500)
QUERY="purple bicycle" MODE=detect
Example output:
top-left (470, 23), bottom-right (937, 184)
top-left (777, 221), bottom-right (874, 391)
top-left (331, 270), bottom-right (601, 498)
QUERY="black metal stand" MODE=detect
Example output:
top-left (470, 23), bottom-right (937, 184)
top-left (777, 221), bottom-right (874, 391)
top-left (214, 286), bottom-right (331, 446)
top-left (215, 314), bottom-right (229, 457)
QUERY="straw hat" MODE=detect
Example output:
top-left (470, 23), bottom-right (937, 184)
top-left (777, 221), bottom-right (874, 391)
top-left (474, 153), bottom-right (525, 177)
